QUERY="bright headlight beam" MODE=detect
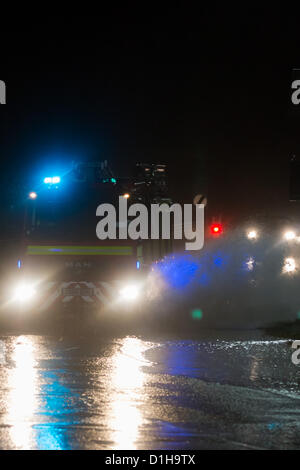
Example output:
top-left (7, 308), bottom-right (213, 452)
top-left (283, 257), bottom-right (296, 273)
top-left (247, 230), bottom-right (257, 240)
top-left (119, 285), bottom-right (139, 301)
top-left (284, 231), bottom-right (296, 241)
top-left (14, 283), bottom-right (36, 302)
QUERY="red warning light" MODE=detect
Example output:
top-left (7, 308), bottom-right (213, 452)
top-left (210, 223), bottom-right (223, 235)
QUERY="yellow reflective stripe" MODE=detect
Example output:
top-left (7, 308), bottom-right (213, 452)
top-left (26, 245), bottom-right (133, 256)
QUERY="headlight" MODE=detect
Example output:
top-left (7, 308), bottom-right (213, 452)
top-left (245, 256), bottom-right (255, 271)
top-left (14, 283), bottom-right (36, 302)
top-left (284, 231), bottom-right (296, 241)
top-left (283, 257), bottom-right (296, 274)
top-left (119, 284), bottom-right (140, 301)
top-left (247, 230), bottom-right (258, 240)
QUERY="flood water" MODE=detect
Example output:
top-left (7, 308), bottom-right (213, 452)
top-left (0, 331), bottom-right (300, 450)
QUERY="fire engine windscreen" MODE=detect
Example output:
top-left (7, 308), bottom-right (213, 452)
top-left (25, 185), bottom-right (117, 242)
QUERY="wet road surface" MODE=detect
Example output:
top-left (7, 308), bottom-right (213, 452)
top-left (0, 331), bottom-right (300, 449)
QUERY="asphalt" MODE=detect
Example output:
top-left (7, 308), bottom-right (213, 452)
top-left (0, 330), bottom-right (299, 449)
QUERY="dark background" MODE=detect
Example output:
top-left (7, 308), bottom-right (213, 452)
top-left (1, 6), bottom-right (300, 224)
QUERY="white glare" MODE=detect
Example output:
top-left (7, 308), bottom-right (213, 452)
top-left (108, 337), bottom-right (153, 449)
top-left (14, 283), bottom-right (36, 302)
top-left (283, 257), bottom-right (296, 273)
top-left (284, 231), bottom-right (296, 241)
top-left (247, 230), bottom-right (257, 240)
top-left (29, 192), bottom-right (37, 200)
top-left (7, 337), bottom-right (37, 449)
top-left (245, 257), bottom-right (255, 271)
top-left (119, 285), bottom-right (139, 301)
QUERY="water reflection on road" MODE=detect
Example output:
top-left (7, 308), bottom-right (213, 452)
top-left (0, 332), bottom-right (300, 449)
top-left (107, 337), bottom-right (152, 449)
top-left (6, 337), bottom-right (38, 449)
top-left (0, 335), bottom-right (156, 450)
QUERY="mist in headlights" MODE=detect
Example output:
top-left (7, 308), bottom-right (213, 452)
top-left (14, 283), bottom-right (36, 302)
top-left (284, 231), bottom-right (296, 241)
top-left (146, 227), bottom-right (300, 329)
top-left (119, 285), bottom-right (140, 301)
top-left (283, 257), bottom-right (296, 273)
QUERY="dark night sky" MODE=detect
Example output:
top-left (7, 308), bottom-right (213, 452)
top-left (1, 7), bottom-right (300, 222)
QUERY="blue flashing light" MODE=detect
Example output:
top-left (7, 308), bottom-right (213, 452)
top-left (212, 252), bottom-right (229, 270)
top-left (155, 255), bottom-right (199, 289)
top-left (136, 260), bottom-right (140, 270)
top-left (213, 256), bottom-right (223, 267)
top-left (44, 176), bottom-right (61, 185)
top-left (17, 259), bottom-right (21, 269)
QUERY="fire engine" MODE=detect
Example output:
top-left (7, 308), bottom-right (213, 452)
top-left (2, 157), bottom-right (300, 333)
top-left (0, 161), bottom-right (172, 334)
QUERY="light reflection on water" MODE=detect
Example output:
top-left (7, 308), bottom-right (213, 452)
top-left (250, 357), bottom-right (260, 382)
top-left (6, 336), bottom-right (38, 449)
top-left (107, 337), bottom-right (154, 450)
top-left (2, 334), bottom-right (290, 450)
top-left (2, 335), bottom-right (155, 450)
top-left (5, 336), bottom-right (67, 450)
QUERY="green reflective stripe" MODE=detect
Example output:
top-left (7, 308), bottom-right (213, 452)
top-left (26, 245), bottom-right (133, 256)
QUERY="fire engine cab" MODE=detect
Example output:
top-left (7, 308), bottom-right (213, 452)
top-left (1, 161), bottom-right (172, 333)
